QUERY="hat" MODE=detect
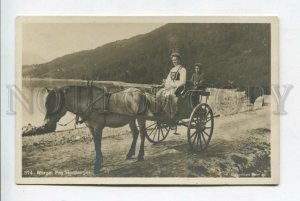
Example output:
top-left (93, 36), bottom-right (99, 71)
top-left (170, 52), bottom-right (182, 60)
top-left (194, 63), bottom-right (203, 67)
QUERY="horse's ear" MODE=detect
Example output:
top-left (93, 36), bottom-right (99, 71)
top-left (45, 88), bottom-right (50, 93)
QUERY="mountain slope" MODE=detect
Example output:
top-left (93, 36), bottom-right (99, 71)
top-left (23, 23), bottom-right (271, 89)
top-left (22, 52), bottom-right (46, 65)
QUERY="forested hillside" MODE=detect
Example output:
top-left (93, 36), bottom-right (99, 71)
top-left (23, 23), bottom-right (271, 89)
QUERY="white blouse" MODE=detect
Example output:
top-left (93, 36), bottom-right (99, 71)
top-left (165, 65), bottom-right (187, 88)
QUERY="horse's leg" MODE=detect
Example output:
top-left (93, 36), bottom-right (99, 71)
top-left (137, 118), bottom-right (146, 161)
top-left (126, 119), bottom-right (139, 160)
top-left (90, 127), bottom-right (103, 175)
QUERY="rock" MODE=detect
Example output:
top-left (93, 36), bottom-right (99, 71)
top-left (251, 172), bottom-right (258, 177)
top-left (192, 166), bottom-right (209, 176)
top-left (254, 96), bottom-right (264, 109)
top-left (263, 95), bottom-right (271, 104)
top-left (230, 166), bottom-right (240, 177)
top-left (208, 167), bottom-right (222, 177)
top-left (160, 149), bottom-right (180, 155)
top-left (238, 103), bottom-right (253, 113)
top-left (231, 155), bottom-right (248, 165)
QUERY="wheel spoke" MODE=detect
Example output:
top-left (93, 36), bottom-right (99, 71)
top-left (190, 122), bottom-right (196, 127)
top-left (158, 127), bottom-right (161, 141)
top-left (205, 113), bottom-right (212, 120)
top-left (190, 131), bottom-right (197, 139)
top-left (198, 133), bottom-right (202, 150)
top-left (196, 116), bottom-right (202, 122)
top-left (201, 132), bottom-right (207, 145)
top-left (205, 117), bottom-right (212, 123)
top-left (192, 117), bottom-right (201, 125)
top-left (152, 128), bottom-right (157, 141)
top-left (160, 128), bottom-right (165, 138)
top-left (196, 109), bottom-right (206, 117)
top-left (194, 133), bottom-right (198, 150)
top-left (203, 130), bottom-right (210, 137)
top-left (189, 123), bottom-right (196, 129)
top-left (148, 125), bottom-right (156, 136)
top-left (164, 127), bottom-right (170, 134)
top-left (146, 122), bottom-right (156, 129)
top-left (205, 111), bottom-right (213, 118)
top-left (191, 119), bottom-right (196, 126)
top-left (192, 132), bottom-right (198, 145)
top-left (191, 118), bottom-right (198, 124)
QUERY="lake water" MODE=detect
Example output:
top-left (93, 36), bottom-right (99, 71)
top-left (22, 86), bottom-right (85, 131)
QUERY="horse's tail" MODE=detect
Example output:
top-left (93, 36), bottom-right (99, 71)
top-left (123, 87), bottom-right (153, 117)
top-left (143, 93), bottom-right (154, 118)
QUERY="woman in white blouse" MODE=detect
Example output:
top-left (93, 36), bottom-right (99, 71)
top-left (155, 52), bottom-right (187, 117)
top-left (158, 52), bottom-right (187, 97)
top-left (164, 52), bottom-right (187, 88)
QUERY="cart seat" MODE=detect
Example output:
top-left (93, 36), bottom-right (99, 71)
top-left (198, 91), bottom-right (210, 96)
top-left (175, 81), bottom-right (194, 97)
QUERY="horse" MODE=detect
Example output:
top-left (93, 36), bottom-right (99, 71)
top-left (38, 84), bottom-right (153, 175)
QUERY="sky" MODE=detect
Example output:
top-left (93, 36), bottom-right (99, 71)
top-left (22, 23), bottom-right (164, 63)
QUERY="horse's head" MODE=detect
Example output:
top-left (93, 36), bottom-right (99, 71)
top-left (41, 88), bottom-right (67, 133)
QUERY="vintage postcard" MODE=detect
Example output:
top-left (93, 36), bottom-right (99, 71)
top-left (15, 16), bottom-right (279, 185)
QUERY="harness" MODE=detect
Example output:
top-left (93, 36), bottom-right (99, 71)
top-left (75, 80), bottom-right (112, 126)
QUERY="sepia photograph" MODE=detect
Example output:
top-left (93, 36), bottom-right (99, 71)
top-left (15, 16), bottom-right (279, 185)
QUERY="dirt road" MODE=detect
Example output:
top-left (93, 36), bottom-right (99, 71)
top-left (22, 105), bottom-right (271, 178)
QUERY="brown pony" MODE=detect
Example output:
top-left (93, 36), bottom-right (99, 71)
top-left (38, 85), bottom-right (153, 174)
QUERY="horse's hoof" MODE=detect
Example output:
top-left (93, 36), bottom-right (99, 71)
top-left (94, 165), bottom-right (102, 175)
top-left (94, 170), bottom-right (101, 176)
top-left (137, 156), bottom-right (144, 161)
top-left (95, 167), bottom-right (110, 176)
top-left (126, 155), bottom-right (134, 160)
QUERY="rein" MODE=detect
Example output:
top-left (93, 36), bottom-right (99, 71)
top-left (59, 81), bottom-right (140, 127)
top-left (72, 81), bottom-right (124, 125)
top-left (58, 116), bottom-right (76, 127)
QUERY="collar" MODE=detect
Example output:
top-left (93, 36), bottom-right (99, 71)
top-left (173, 65), bottom-right (182, 69)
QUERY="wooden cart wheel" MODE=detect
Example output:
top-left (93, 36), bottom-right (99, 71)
top-left (187, 103), bottom-right (214, 152)
top-left (145, 121), bottom-right (170, 144)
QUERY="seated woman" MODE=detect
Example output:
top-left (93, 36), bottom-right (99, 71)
top-left (156, 52), bottom-right (186, 117)
top-left (158, 52), bottom-right (186, 96)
